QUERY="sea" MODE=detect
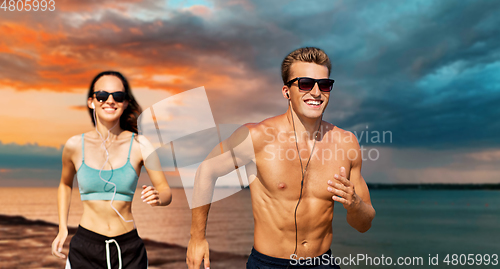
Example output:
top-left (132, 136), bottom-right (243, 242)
top-left (0, 188), bottom-right (498, 268)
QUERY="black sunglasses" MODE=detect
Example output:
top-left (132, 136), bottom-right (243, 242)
top-left (93, 91), bottom-right (128, 103)
top-left (285, 77), bottom-right (335, 92)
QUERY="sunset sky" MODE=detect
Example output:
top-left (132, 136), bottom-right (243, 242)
top-left (1, 0), bottom-right (499, 186)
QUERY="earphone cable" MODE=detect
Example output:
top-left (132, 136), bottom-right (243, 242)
top-left (92, 106), bottom-right (134, 223)
top-left (288, 100), bottom-right (322, 266)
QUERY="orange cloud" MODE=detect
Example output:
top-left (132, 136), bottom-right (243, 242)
top-left (187, 5), bottom-right (212, 16)
top-left (81, 22), bottom-right (123, 33)
top-left (0, 22), bottom-right (66, 53)
top-left (70, 105), bottom-right (88, 111)
top-left (35, 69), bottom-right (102, 92)
top-left (0, 23), bottom-right (37, 44)
top-left (0, 2), bottom-right (275, 148)
top-left (39, 52), bottom-right (79, 67)
top-left (0, 43), bottom-right (12, 53)
top-left (129, 27), bottom-right (143, 35)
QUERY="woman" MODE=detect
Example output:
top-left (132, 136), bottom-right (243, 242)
top-left (51, 71), bottom-right (172, 268)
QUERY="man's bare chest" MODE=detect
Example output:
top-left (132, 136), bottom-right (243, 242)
top-left (253, 142), bottom-right (351, 200)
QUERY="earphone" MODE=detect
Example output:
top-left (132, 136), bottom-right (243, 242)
top-left (91, 102), bottom-right (134, 223)
top-left (286, 92), bottom-right (290, 98)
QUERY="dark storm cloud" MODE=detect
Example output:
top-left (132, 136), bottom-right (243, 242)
top-left (52, 7), bottom-right (297, 75)
top-left (229, 0), bottom-right (500, 149)
top-left (165, 0), bottom-right (500, 149)
top-left (315, 0), bottom-right (500, 149)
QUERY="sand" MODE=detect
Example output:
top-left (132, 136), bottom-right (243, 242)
top-left (0, 215), bottom-right (248, 269)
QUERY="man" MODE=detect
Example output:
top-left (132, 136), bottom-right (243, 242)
top-left (187, 47), bottom-right (375, 268)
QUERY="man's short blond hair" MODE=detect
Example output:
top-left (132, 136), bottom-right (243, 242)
top-left (281, 47), bottom-right (331, 84)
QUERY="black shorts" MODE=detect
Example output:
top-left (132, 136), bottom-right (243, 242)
top-left (247, 247), bottom-right (341, 269)
top-left (66, 225), bottom-right (148, 269)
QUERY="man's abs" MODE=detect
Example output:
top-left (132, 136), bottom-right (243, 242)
top-left (250, 180), bottom-right (335, 260)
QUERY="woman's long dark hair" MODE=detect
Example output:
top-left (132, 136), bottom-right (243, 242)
top-left (87, 71), bottom-right (142, 134)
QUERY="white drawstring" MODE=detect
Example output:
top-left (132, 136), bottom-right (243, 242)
top-left (105, 239), bottom-right (122, 269)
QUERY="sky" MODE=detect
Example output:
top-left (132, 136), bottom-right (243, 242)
top-left (1, 0), bottom-right (499, 186)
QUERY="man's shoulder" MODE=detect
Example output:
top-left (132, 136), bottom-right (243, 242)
top-left (323, 123), bottom-right (359, 148)
top-left (243, 115), bottom-right (283, 137)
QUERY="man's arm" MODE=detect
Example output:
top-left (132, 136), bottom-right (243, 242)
top-left (187, 124), bottom-right (255, 269)
top-left (327, 132), bottom-right (375, 233)
top-left (187, 204), bottom-right (212, 269)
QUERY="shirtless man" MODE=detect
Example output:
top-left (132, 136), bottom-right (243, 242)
top-left (186, 47), bottom-right (375, 268)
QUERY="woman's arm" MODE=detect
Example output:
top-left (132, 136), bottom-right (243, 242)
top-left (137, 135), bottom-right (172, 207)
top-left (51, 136), bottom-right (78, 259)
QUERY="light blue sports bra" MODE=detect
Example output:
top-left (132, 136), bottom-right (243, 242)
top-left (77, 133), bottom-right (139, 201)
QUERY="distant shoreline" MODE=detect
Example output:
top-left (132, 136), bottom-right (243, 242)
top-left (367, 183), bottom-right (500, 190)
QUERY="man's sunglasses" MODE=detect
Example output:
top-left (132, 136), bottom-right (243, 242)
top-left (285, 77), bottom-right (335, 92)
top-left (93, 91), bottom-right (129, 103)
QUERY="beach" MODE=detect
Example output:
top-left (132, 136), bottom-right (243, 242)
top-left (0, 188), bottom-right (251, 268)
top-left (0, 215), bottom-right (247, 269)
top-left (1, 188), bottom-right (499, 268)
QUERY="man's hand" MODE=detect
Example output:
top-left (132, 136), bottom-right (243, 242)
top-left (327, 166), bottom-right (360, 210)
top-left (186, 237), bottom-right (210, 269)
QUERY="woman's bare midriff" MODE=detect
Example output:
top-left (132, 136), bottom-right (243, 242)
top-left (79, 200), bottom-right (135, 236)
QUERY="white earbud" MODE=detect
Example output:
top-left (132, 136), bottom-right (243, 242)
top-left (91, 102), bottom-right (95, 109)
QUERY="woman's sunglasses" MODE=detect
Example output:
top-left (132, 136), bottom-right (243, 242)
top-left (93, 91), bottom-right (128, 103)
top-left (285, 77), bottom-right (335, 92)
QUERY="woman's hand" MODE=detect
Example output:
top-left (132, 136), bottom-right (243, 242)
top-left (51, 229), bottom-right (68, 259)
top-left (141, 185), bottom-right (162, 206)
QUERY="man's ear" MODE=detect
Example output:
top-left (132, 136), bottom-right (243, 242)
top-left (282, 85), bottom-right (290, 99)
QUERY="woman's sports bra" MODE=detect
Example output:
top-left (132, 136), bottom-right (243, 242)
top-left (76, 133), bottom-right (139, 202)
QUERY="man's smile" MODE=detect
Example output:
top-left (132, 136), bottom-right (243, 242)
top-left (304, 99), bottom-right (323, 108)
